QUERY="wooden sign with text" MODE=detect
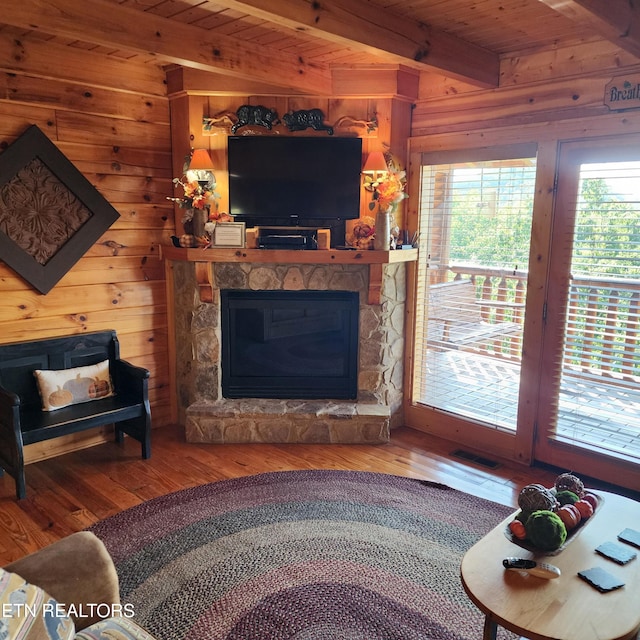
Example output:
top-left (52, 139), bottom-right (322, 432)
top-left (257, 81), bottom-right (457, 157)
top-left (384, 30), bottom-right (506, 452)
top-left (605, 75), bottom-right (640, 111)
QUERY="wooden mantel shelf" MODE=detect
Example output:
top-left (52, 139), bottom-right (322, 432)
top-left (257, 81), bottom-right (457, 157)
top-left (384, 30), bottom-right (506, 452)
top-left (161, 245), bottom-right (418, 304)
top-left (160, 244), bottom-right (418, 265)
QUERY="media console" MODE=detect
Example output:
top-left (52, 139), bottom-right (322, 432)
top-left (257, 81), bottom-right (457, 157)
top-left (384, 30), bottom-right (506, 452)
top-left (246, 226), bottom-right (331, 250)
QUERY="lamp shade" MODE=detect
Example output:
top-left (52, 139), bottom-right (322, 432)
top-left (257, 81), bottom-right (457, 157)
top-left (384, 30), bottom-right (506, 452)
top-left (362, 151), bottom-right (388, 174)
top-left (189, 148), bottom-right (215, 171)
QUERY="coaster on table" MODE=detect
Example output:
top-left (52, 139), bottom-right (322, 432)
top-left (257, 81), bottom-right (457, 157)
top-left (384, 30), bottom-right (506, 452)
top-left (617, 528), bottom-right (640, 549)
top-left (596, 541), bottom-right (637, 565)
top-left (578, 567), bottom-right (625, 593)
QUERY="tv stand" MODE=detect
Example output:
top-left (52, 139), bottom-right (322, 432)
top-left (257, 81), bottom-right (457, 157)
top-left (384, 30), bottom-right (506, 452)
top-left (247, 226), bottom-right (331, 250)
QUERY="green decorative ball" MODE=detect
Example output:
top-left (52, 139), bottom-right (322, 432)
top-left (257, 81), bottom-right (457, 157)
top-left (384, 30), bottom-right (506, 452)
top-left (526, 510), bottom-right (567, 551)
top-left (556, 490), bottom-right (579, 506)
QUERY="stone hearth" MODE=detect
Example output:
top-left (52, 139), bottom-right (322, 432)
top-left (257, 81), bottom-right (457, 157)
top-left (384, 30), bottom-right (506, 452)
top-left (185, 399), bottom-right (391, 444)
top-left (169, 258), bottom-right (408, 444)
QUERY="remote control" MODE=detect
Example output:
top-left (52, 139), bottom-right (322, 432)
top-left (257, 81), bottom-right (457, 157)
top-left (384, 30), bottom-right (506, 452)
top-left (502, 557), bottom-right (561, 579)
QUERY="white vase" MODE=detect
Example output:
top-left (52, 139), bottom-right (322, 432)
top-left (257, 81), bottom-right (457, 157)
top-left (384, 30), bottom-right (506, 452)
top-left (374, 207), bottom-right (391, 251)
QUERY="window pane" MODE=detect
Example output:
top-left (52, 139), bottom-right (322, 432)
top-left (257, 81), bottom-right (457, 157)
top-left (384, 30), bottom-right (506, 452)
top-left (413, 157), bottom-right (535, 431)
top-left (555, 161), bottom-right (640, 461)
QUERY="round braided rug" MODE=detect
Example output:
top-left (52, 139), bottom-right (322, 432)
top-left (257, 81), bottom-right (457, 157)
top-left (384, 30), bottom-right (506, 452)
top-left (89, 470), bottom-right (515, 640)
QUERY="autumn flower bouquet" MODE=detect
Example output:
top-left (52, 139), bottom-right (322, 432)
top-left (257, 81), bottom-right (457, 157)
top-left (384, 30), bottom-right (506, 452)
top-left (365, 167), bottom-right (408, 213)
top-left (169, 160), bottom-right (232, 231)
top-left (168, 169), bottom-right (221, 225)
top-left (167, 174), bottom-right (216, 210)
top-left (362, 158), bottom-right (408, 250)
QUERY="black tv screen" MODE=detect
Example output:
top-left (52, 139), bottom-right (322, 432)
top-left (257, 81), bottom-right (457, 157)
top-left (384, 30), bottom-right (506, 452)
top-left (228, 136), bottom-right (362, 227)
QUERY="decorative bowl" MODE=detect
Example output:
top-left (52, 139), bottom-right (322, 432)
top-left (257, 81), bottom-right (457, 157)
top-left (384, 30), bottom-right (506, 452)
top-left (504, 490), bottom-right (602, 555)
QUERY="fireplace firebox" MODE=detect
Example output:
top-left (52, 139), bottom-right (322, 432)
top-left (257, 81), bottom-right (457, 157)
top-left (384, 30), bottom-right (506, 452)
top-left (221, 289), bottom-right (359, 399)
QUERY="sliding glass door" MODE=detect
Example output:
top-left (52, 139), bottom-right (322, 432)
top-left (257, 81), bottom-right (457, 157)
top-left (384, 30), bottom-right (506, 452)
top-left (408, 146), bottom-right (538, 462)
top-left (407, 137), bottom-right (640, 489)
top-left (535, 140), bottom-right (640, 483)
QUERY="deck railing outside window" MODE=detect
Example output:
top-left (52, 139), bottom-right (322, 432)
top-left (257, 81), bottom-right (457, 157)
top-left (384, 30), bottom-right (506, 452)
top-left (430, 265), bottom-right (640, 381)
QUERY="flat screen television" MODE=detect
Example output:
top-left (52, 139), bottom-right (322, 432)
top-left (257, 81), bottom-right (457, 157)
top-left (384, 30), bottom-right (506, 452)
top-left (227, 136), bottom-right (362, 244)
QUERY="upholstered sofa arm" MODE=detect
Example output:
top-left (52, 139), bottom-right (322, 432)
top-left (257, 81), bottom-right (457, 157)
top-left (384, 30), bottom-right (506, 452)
top-left (75, 617), bottom-right (157, 640)
top-left (5, 532), bottom-right (120, 631)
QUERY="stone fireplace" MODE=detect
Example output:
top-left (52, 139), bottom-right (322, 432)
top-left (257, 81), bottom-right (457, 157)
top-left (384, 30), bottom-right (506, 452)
top-left (221, 289), bottom-right (359, 400)
top-left (168, 255), bottom-right (409, 444)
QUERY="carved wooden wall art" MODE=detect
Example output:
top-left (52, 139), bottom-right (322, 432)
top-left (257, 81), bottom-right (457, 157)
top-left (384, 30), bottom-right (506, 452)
top-left (332, 115), bottom-right (379, 136)
top-left (203, 110), bottom-right (378, 137)
top-left (230, 105), bottom-right (280, 134)
top-left (0, 125), bottom-right (120, 294)
top-left (202, 110), bottom-right (237, 134)
top-left (282, 109), bottom-right (334, 134)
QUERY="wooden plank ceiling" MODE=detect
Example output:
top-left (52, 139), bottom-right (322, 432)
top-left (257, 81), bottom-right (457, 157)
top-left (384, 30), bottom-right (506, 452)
top-left (2, 0), bottom-right (640, 94)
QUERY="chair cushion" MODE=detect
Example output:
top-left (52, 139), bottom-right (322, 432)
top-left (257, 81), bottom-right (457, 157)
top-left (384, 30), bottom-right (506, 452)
top-left (0, 567), bottom-right (74, 640)
top-left (33, 360), bottom-right (114, 411)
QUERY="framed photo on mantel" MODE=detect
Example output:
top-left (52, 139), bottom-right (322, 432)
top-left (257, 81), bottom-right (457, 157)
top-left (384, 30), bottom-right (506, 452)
top-left (211, 222), bottom-right (245, 248)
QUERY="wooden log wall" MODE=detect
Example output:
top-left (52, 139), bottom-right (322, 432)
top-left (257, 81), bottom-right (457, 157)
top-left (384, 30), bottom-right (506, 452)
top-left (412, 39), bottom-right (640, 136)
top-left (0, 32), bottom-right (175, 462)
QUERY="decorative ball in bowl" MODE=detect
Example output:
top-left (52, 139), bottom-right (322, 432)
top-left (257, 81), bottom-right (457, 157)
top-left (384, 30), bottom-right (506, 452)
top-left (505, 473), bottom-right (601, 554)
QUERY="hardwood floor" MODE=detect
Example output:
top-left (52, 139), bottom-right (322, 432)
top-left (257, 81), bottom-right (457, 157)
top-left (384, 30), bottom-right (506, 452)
top-left (0, 425), bottom-right (636, 565)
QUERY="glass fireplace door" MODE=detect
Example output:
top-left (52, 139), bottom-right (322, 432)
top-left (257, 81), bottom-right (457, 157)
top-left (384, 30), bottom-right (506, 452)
top-left (221, 289), bottom-right (359, 400)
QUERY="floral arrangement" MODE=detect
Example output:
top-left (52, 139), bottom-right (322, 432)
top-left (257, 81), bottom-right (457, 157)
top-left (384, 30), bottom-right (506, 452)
top-left (167, 170), bottom-right (220, 211)
top-left (364, 167), bottom-right (408, 213)
top-left (353, 153), bottom-right (408, 249)
top-left (167, 161), bottom-right (232, 241)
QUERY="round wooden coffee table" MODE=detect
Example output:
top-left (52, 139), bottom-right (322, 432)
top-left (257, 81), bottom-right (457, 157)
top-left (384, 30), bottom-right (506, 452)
top-left (460, 490), bottom-right (640, 640)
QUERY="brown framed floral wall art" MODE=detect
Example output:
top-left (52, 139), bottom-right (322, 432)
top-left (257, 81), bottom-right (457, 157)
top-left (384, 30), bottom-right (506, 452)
top-left (0, 125), bottom-right (120, 294)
